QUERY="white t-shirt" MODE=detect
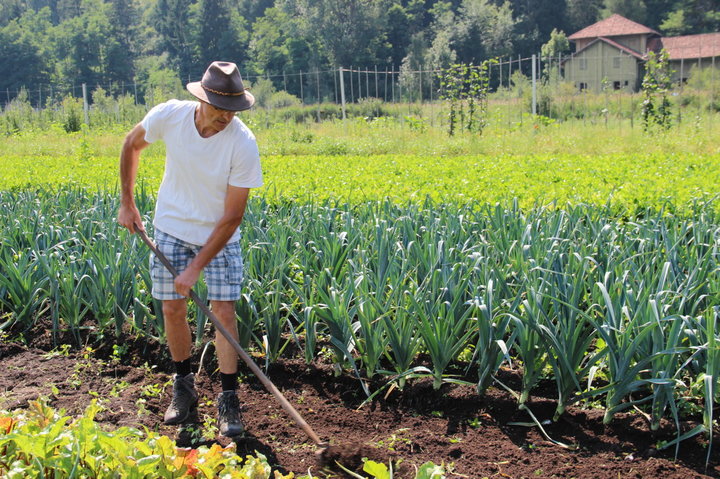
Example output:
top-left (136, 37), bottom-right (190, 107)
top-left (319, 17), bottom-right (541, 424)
top-left (141, 100), bottom-right (263, 245)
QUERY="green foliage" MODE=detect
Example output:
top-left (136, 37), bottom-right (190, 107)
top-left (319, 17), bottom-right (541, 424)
top-left (439, 62), bottom-right (494, 136)
top-left (641, 50), bottom-right (674, 132)
top-left (540, 28), bottom-right (570, 59)
top-left (62, 95), bottom-right (83, 133)
top-left (0, 400), bottom-right (288, 478)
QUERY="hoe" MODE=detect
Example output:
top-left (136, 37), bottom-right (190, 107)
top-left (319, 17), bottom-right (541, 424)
top-left (135, 225), bottom-right (362, 466)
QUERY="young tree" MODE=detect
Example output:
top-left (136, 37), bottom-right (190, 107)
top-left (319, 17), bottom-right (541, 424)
top-left (541, 29), bottom-right (570, 58)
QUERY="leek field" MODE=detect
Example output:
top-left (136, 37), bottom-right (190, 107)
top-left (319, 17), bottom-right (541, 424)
top-left (2, 116), bottom-right (720, 476)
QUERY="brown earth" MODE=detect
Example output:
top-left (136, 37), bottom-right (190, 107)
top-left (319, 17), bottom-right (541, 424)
top-left (1, 326), bottom-right (718, 479)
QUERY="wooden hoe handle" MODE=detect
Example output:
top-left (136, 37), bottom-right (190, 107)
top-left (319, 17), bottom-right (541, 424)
top-left (135, 225), bottom-right (326, 447)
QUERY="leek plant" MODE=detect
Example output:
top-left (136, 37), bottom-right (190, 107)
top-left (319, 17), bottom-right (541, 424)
top-left (510, 286), bottom-right (550, 404)
top-left (470, 278), bottom-right (518, 396)
top-left (411, 263), bottom-right (477, 390)
top-left (382, 294), bottom-right (423, 389)
top-left (0, 248), bottom-right (49, 332)
top-left (538, 253), bottom-right (600, 420)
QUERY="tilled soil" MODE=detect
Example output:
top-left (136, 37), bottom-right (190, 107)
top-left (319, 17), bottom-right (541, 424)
top-left (1, 334), bottom-right (718, 478)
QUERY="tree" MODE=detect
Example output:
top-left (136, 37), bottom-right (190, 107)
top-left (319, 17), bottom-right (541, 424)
top-left (601, 0), bottom-right (647, 24)
top-left (386, 3), bottom-right (411, 68)
top-left (248, 7), bottom-right (328, 96)
top-left (151, 0), bottom-right (196, 80)
top-left (0, 8), bottom-right (52, 93)
top-left (566, 0), bottom-right (601, 33)
top-left (541, 29), bottom-right (570, 58)
top-left (510, 0), bottom-right (566, 57)
top-left (192, 0), bottom-right (250, 72)
top-left (103, 0), bottom-right (137, 86)
top-left (452, 0), bottom-right (516, 63)
top-left (660, 0), bottom-right (720, 35)
top-left (53, 0), bottom-right (118, 86)
top-left (297, 0), bottom-right (389, 67)
top-left (247, 6), bottom-right (322, 96)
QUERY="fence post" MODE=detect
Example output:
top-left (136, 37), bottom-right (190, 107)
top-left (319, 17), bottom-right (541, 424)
top-left (350, 65), bottom-right (354, 102)
top-left (366, 68), bottom-right (369, 98)
top-left (82, 83), bottom-right (89, 125)
top-left (339, 67), bottom-right (346, 120)
top-left (374, 65), bottom-right (379, 99)
top-left (299, 70), bottom-right (304, 104)
top-left (531, 54), bottom-right (537, 116)
top-left (391, 66), bottom-right (395, 103)
top-left (316, 69), bottom-right (320, 122)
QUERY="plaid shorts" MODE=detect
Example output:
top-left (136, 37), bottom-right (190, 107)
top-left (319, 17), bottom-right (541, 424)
top-left (150, 229), bottom-right (244, 301)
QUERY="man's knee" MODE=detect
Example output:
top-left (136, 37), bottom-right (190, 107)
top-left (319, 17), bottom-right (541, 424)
top-left (163, 299), bottom-right (187, 321)
top-left (210, 301), bottom-right (237, 325)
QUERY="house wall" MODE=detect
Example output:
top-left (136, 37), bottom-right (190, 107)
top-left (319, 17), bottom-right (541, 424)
top-left (612, 34), bottom-right (645, 53)
top-left (669, 58), bottom-right (719, 83)
top-left (564, 42), bottom-right (641, 92)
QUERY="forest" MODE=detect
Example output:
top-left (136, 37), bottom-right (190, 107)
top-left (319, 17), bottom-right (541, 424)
top-left (1, 0), bottom-right (719, 103)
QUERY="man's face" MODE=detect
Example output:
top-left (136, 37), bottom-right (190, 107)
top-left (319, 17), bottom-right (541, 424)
top-left (198, 101), bottom-right (236, 132)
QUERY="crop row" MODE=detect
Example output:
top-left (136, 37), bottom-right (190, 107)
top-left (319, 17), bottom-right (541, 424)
top-left (1, 187), bottom-right (719, 459)
top-left (2, 151), bottom-right (720, 210)
top-left (0, 400), bottom-right (444, 478)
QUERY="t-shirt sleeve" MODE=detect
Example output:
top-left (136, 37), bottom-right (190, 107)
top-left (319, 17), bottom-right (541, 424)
top-left (141, 101), bottom-right (177, 144)
top-left (229, 136), bottom-right (263, 189)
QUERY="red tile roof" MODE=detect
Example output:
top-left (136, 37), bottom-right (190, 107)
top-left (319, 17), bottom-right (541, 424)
top-left (568, 14), bottom-right (660, 41)
top-left (650, 33), bottom-right (720, 60)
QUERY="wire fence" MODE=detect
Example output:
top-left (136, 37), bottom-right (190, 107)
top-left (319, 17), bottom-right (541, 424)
top-left (2, 51), bottom-right (719, 129)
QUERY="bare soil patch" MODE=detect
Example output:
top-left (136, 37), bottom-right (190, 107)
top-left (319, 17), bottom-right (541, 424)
top-left (1, 332), bottom-right (718, 478)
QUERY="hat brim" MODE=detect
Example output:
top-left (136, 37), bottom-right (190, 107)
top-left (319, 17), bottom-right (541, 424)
top-left (186, 82), bottom-right (255, 112)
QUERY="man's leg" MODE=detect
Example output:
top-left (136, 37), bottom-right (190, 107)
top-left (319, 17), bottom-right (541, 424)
top-left (164, 299), bottom-right (192, 362)
top-left (211, 300), bottom-right (239, 375)
top-left (211, 300), bottom-right (243, 437)
top-left (163, 298), bottom-right (199, 424)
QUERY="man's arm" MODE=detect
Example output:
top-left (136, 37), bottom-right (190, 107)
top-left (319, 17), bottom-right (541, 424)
top-left (118, 123), bottom-right (151, 233)
top-left (173, 185), bottom-right (251, 297)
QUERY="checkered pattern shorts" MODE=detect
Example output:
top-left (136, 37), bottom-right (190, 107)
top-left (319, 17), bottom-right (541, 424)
top-left (150, 229), bottom-right (244, 301)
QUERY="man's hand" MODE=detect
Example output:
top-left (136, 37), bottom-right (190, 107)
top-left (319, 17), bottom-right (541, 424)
top-left (174, 265), bottom-right (202, 297)
top-left (117, 204), bottom-right (144, 233)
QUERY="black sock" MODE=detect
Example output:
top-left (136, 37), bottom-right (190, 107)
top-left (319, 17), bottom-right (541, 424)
top-left (174, 358), bottom-right (192, 377)
top-left (220, 372), bottom-right (238, 392)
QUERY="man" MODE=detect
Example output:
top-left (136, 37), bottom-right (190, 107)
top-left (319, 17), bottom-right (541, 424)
top-left (117, 61), bottom-right (263, 437)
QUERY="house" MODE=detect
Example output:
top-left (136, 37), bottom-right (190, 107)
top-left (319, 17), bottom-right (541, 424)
top-left (563, 14), bottom-right (720, 92)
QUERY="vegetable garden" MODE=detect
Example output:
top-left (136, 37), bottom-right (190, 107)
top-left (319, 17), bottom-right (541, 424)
top-left (1, 118), bottom-right (720, 478)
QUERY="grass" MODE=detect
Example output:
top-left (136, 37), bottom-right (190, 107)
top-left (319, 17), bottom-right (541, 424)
top-left (3, 111), bottom-right (720, 210)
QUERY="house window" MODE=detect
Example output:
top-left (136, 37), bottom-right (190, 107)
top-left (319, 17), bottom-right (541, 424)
top-left (579, 82), bottom-right (588, 91)
top-left (613, 57), bottom-right (621, 68)
top-left (579, 58), bottom-right (588, 70)
top-left (613, 81), bottom-right (621, 90)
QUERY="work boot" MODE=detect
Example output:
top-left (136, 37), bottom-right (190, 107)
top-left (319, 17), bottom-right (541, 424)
top-left (164, 373), bottom-right (199, 425)
top-left (217, 390), bottom-right (244, 437)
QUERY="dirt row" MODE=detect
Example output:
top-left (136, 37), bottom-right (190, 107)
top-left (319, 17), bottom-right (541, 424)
top-left (1, 332), bottom-right (718, 478)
